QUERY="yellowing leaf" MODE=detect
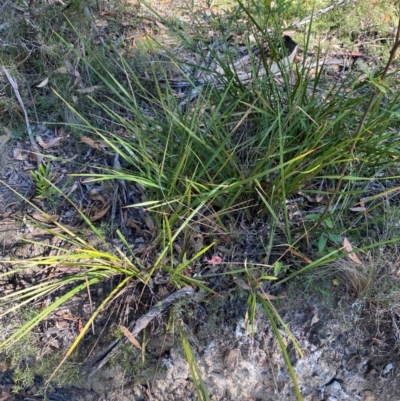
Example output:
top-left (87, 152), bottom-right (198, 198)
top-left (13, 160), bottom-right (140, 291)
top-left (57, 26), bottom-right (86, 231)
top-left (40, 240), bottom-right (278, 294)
top-left (54, 66), bottom-right (68, 74)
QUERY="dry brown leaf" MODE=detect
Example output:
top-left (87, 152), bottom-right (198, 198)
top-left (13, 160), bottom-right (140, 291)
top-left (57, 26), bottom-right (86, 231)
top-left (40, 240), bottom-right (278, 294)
top-left (143, 214), bottom-right (155, 232)
top-left (95, 19), bottom-right (108, 27)
top-left (36, 135), bottom-right (47, 148)
top-left (31, 213), bottom-right (60, 223)
top-left (125, 218), bottom-right (142, 232)
top-left (31, 141), bottom-right (44, 165)
top-left (173, 243), bottom-right (182, 254)
top-left (234, 277), bottom-right (252, 290)
top-left (36, 77), bottom-right (49, 88)
top-left (257, 291), bottom-right (286, 300)
top-left (120, 325), bottom-right (142, 350)
top-left (78, 318), bottom-right (84, 333)
top-left (22, 163), bottom-right (36, 170)
top-left (54, 66), bottom-right (68, 74)
top-left (73, 74), bottom-right (83, 88)
top-left (66, 181), bottom-right (79, 196)
top-left (81, 135), bottom-right (100, 149)
top-left (349, 206), bottom-right (367, 212)
top-left (90, 204), bottom-right (110, 222)
top-left (47, 337), bottom-right (60, 348)
top-left (289, 248), bottom-right (313, 264)
top-left (43, 137), bottom-right (62, 149)
top-left (89, 194), bottom-right (107, 205)
top-left (316, 195), bottom-right (329, 205)
top-left (54, 225), bottom-right (79, 234)
top-left (80, 136), bottom-right (108, 150)
top-left (76, 85), bottom-right (102, 94)
top-left (57, 266), bottom-right (82, 273)
top-left (57, 313), bottom-right (79, 320)
top-left (61, 154), bottom-right (78, 164)
top-left (13, 148), bottom-right (27, 160)
top-left (155, 20), bottom-right (167, 30)
top-left (0, 392), bottom-right (12, 401)
top-left (1, 127), bottom-right (11, 144)
top-left (343, 237), bottom-right (362, 265)
top-left (56, 320), bottom-right (69, 329)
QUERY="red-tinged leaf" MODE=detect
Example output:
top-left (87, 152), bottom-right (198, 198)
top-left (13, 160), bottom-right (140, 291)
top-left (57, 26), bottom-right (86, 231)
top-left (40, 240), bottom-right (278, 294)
top-left (343, 237), bottom-right (362, 265)
top-left (207, 255), bottom-right (222, 265)
top-left (348, 51), bottom-right (363, 57)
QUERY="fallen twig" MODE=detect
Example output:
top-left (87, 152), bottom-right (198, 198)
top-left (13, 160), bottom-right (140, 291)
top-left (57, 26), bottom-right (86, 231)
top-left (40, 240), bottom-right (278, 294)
top-left (85, 286), bottom-right (195, 377)
top-left (1, 66), bottom-right (42, 166)
top-left (292, 0), bottom-right (359, 28)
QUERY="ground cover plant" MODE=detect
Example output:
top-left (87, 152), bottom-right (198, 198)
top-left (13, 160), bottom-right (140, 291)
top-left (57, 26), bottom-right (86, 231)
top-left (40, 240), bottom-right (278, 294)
top-left (1, 0), bottom-right (400, 399)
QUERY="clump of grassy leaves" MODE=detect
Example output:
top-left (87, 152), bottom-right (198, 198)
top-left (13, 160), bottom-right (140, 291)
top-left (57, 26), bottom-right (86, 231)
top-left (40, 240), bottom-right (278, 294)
top-left (2, 0), bottom-right (400, 399)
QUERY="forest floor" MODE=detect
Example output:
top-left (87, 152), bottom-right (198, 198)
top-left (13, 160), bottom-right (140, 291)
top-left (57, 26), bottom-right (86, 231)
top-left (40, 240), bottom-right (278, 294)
top-left (1, 0), bottom-right (400, 400)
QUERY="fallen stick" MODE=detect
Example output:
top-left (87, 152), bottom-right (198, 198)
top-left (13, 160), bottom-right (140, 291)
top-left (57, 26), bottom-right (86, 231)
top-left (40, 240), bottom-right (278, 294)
top-left (85, 286), bottom-right (194, 376)
top-left (2, 66), bottom-right (42, 166)
top-left (292, 0), bottom-right (359, 28)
